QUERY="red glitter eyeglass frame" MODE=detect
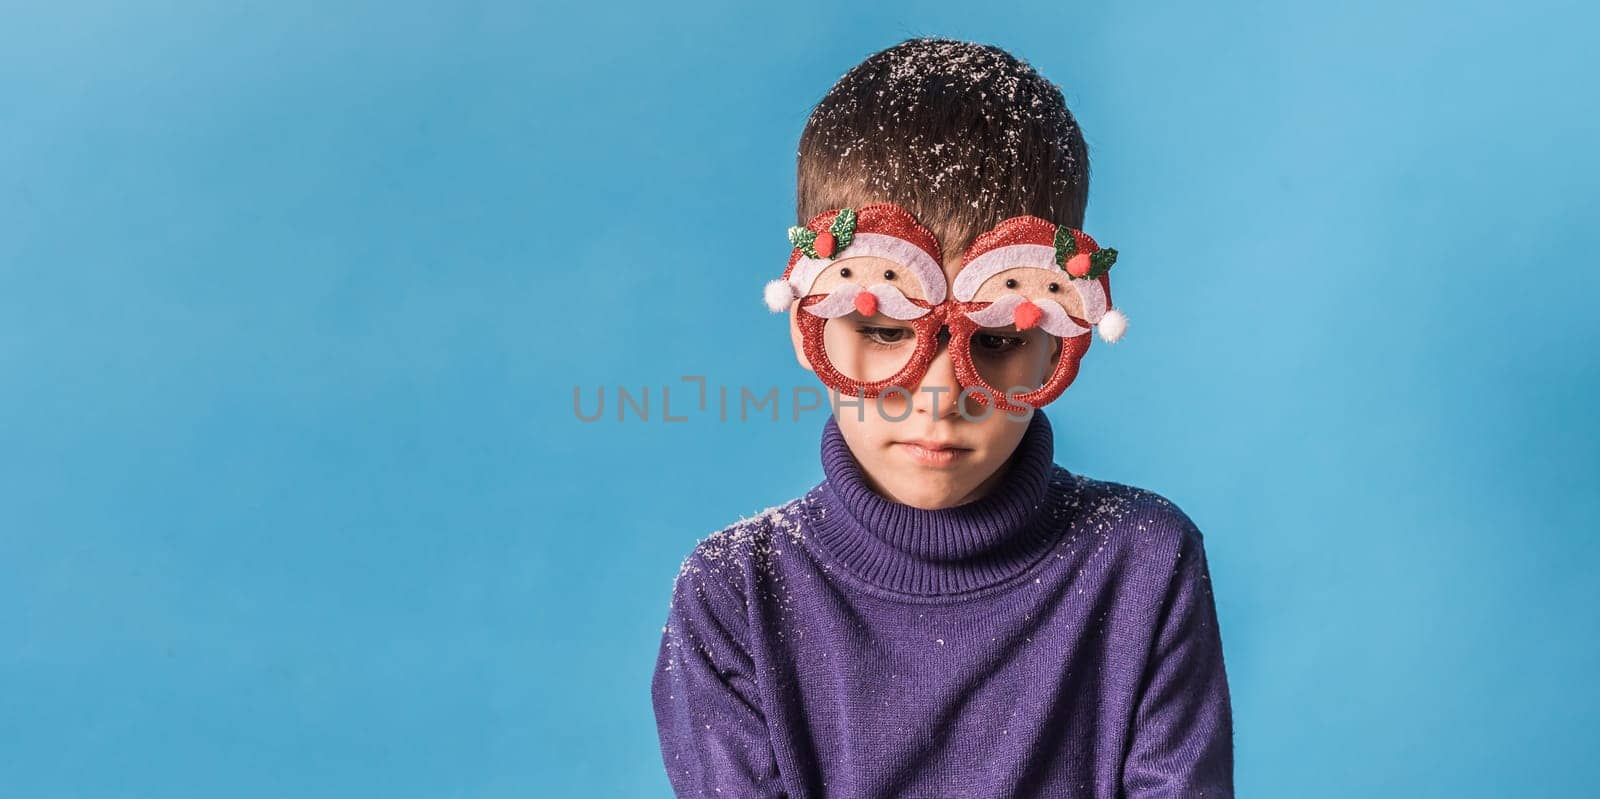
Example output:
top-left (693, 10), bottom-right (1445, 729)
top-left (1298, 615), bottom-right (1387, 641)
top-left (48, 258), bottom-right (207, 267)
top-left (796, 296), bottom-right (1093, 414)
top-left (763, 202), bottom-right (1127, 415)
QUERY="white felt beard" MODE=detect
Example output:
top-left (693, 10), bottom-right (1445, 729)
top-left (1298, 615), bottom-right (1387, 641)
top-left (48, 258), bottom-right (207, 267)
top-left (963, 293), bottom-right (1091, 338)
top-left (801, 282), bottom-right (930, 320)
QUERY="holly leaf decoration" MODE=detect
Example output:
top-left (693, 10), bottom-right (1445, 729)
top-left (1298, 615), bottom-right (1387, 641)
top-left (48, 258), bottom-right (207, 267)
top-left (1088, 248), bottom-right (1118, 279)
top-left (1053, 224), bottom-right (1078, 268)
top-left (788, 225), bottom-right (821, 259)
top-left (829, 207), bottom-right (857, 252)
top-left (788, 209), bottom-right (857, 259)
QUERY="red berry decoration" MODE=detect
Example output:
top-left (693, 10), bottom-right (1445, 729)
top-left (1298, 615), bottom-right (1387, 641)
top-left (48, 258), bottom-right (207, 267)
top-left (814, 231), bottom-right (836, 258)
top-left (1065, 253), bottom-right (1092, 277)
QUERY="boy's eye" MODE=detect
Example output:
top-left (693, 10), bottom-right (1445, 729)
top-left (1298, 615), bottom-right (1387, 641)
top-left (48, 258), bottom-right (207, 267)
top-left (973, 331), bottom-right (1027, 355)
top-left (857, 325), bottom-right (913, 346)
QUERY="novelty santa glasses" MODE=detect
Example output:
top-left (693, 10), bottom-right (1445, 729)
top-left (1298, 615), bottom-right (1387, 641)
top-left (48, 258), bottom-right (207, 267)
top-left (762, 202), bottom-right (1128, 413)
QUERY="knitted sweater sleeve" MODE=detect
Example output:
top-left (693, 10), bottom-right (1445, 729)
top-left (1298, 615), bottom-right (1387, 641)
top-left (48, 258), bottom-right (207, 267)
top-left (651, 550), bottom-right (787, 798)
top-left (1121, 517), bottom-right (1236, 797)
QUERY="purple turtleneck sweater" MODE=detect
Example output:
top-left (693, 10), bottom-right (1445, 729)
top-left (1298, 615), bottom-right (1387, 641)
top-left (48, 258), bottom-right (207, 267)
top-left (651, 410), bottom-right (1234, 798)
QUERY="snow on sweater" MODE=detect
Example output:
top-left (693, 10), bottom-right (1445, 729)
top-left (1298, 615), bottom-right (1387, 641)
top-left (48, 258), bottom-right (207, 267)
top-left (652, 409), bottom-right (1234, 798)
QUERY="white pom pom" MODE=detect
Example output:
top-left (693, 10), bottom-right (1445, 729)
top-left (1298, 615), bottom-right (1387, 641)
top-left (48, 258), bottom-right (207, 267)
top-left (763, 279), bottom-right (795, 312)
top-left (1097, 308), bottom-right (1128, 343)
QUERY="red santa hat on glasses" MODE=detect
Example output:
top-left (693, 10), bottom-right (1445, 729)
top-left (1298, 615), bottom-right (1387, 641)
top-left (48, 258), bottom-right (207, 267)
top-left (950, 216), bottom-right (1128, 343)
top-left (763, 204), bottom-right (947, 312)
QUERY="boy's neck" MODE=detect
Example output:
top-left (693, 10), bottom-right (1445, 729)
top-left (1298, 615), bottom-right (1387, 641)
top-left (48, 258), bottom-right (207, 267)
top-left (803, 411), bottom-right (1066, 595)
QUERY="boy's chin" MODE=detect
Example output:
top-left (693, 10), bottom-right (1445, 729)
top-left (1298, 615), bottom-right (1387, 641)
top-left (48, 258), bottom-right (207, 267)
top-left (868, 464), bottom-right (992, 510)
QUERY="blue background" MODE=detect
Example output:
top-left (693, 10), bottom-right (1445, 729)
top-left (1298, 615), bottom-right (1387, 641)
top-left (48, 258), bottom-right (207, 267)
top-left (3, 1), bottom-right (1595, 796)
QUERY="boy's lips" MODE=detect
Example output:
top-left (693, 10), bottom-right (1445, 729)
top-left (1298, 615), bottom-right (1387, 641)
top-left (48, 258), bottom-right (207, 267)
top-left (893, 438), bottom-right (973, 468)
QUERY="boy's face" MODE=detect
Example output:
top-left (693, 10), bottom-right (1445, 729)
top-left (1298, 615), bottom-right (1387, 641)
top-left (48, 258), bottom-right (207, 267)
top-left (789, 254), bottom-right (1061, 510)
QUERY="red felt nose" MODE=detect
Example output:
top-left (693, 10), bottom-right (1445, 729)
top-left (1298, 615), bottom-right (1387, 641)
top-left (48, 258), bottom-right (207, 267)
top-left (853, 291), bottom-right (878, 317)
top-left (1014, 300), bottom-right (1043, 330)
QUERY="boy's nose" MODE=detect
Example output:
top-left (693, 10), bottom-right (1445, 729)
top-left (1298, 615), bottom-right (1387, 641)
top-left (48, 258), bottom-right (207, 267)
top-left (910, 333), bottom-right (961, 419)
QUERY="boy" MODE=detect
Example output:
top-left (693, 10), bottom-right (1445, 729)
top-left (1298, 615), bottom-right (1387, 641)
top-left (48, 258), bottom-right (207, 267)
top-left (652, 38), bottom-right (1233, 798)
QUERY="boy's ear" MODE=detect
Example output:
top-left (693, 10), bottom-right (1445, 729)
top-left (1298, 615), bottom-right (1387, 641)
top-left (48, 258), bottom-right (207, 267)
top-left (789, 307), bottom-right (815, 372)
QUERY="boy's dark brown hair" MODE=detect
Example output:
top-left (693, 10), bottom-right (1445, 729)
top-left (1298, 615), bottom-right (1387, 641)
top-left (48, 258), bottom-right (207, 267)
top-left (797, 37), bottom-right (1090, 260)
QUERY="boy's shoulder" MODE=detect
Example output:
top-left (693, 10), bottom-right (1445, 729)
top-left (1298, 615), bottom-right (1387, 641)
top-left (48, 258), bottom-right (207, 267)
top-left (1058, 468), bottom-right (1208, 561)
top-left (668, 495), bottom-right (810, 603)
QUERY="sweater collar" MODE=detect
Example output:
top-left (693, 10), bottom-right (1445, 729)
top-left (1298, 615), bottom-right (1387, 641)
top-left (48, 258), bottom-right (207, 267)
top-left (802, 410), bottom-right (1069, 596)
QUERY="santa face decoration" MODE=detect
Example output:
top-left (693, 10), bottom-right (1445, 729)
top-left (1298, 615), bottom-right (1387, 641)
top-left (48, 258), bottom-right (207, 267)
top-left (765, 203), bottom-right (1128, 414)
